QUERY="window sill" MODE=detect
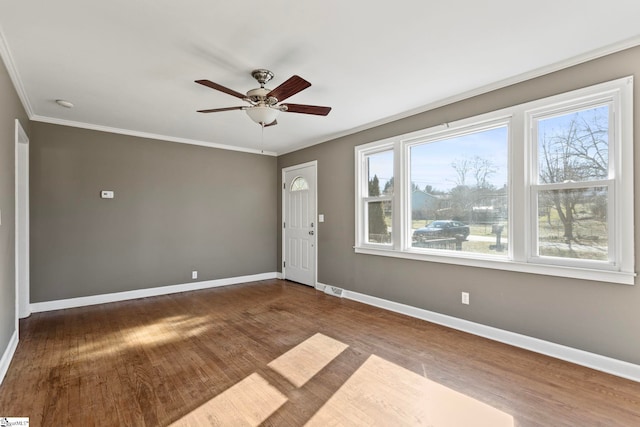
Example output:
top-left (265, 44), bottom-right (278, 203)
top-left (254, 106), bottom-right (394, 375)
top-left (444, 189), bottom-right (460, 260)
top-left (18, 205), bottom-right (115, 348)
top-left (354, 246), bottom-right (636, 285)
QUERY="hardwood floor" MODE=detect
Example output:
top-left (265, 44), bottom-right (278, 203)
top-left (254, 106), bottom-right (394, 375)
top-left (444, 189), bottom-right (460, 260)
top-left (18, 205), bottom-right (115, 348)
top-left (0, 279), bottom-right (639, 426)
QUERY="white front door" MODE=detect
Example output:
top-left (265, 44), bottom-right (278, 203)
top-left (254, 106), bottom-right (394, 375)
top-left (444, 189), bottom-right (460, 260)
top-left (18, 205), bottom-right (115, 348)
top-left (283, 162), bottom-right (317, 287)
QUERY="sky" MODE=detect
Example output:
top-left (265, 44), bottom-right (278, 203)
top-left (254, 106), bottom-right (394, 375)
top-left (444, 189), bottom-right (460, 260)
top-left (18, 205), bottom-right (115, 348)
top-left (368, 103), bottom-right (610, 193)
top-left (368, 126), bottom-right (508, 193)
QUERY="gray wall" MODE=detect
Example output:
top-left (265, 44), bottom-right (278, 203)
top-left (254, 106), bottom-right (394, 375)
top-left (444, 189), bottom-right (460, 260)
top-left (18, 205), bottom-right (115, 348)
top-left (0, 58), bottom-right (29, 360)
top-left (278, 45), bottom-right (640, 365)
top-left (30, 122), bottom-right (277, 302)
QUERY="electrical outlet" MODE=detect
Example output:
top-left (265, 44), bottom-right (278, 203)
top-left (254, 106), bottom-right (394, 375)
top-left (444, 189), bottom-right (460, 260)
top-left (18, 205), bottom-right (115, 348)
top-left (191, 270), bottom-right (198, 280)
top-left (461, 292), bottom-right (470, 305)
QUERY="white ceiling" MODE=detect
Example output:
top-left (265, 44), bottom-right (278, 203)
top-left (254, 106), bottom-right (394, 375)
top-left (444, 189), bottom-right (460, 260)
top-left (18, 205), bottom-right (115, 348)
top-left (1, 1), bottom-right (640, 155)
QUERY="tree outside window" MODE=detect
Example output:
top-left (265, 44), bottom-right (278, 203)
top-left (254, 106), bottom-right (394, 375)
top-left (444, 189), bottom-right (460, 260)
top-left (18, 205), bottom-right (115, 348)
top-left (535, 105), bottom-right (611, 261)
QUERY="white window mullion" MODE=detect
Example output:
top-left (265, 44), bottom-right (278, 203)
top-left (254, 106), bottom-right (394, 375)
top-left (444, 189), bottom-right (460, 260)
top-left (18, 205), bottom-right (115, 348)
top-left (511, 110), bottom-right (528, 262)
top-left (397, 140), bottom-right (407, 251)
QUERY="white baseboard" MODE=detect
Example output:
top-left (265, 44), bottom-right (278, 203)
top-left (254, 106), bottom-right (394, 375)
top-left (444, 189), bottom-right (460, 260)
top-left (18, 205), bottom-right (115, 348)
top-left (25, 275), bottom-right (640, 382)
top-left (316, 284), bottom-right (640, 383)
top-left (30, 272), bottom-right (279, 313)
top-left (0, 329), bottom-right (18, 386)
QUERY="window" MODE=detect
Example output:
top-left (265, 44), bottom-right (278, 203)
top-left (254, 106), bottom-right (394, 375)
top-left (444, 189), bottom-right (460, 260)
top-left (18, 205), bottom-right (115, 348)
top-left (530, 104), bottom-right (613, 265)
top-left (355, 77), bottom-right (634, 284)
top-left (358, 148), bottom-right (394, 245)
top-left (408, 123), bottom-right (509, 255)
top-left (291, 177), bottom-right (309, 191)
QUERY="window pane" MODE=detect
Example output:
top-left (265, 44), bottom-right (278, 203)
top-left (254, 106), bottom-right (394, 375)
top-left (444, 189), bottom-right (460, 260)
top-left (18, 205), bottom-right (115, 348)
top-left (367, 201), bottom-right (392, 244)
top-left (409, 126), bottom-right (508, 255)
top-left (290, 177), bottom-right (308, 191)
top-left (537, 105), bottom-right (609, 184)
top-left (367, 150), bottom-right (393, 197)
top-left (537, 187), bottom-right (608, 261)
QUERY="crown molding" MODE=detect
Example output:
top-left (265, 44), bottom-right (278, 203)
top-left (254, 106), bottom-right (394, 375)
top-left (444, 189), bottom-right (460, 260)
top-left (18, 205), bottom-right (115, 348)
top-left (0, 24), bottom-right (34, 117)
top-left (3, 17), bottom-right (639, 158)
top-left (1, 23), bottom-right (275, 157)
top-left (31, 115), bottom-right (278, 156)
top-left (279, 35), bottom-right (640, 156)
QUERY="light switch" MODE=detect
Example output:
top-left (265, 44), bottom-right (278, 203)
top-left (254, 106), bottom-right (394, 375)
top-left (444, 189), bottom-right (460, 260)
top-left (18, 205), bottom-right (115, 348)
top-left (318, 214), bottom-right (325, 222)
top-left (101, 190), bottom-right (114, 199)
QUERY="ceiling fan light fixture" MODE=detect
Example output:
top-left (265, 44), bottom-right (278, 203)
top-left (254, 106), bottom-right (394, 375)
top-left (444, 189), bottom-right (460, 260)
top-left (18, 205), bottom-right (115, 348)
top-left (246, 105), bottom-right (279, 125)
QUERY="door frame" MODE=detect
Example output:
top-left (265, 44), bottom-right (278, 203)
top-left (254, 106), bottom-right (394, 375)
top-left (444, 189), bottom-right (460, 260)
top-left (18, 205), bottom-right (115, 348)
top-left (15, 119), bottom-right (30, 326)
top-left (282, 160), bottom-right (318, 288)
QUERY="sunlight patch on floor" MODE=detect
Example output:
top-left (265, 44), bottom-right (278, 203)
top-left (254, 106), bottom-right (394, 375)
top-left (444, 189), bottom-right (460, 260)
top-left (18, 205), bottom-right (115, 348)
top-left (169, 372), bottom-right (287, 426)
top-left (165, 333), bottom-right (513, 426)
top-left (121, 314), bottom-right (212, 345)
top-left (268, 333), bottom-right (349, 387)
top-left (74, 314), bottom-right (211, 361)
top-left (305, 354), bottom-right (514, 426)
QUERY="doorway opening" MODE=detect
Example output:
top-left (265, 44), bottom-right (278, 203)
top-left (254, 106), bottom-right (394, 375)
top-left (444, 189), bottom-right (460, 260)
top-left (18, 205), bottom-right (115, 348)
top-left (15, 119), bottom-right (30, 326)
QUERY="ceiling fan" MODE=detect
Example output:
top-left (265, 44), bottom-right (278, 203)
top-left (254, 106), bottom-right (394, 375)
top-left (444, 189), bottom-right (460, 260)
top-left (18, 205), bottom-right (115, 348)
top-left (195, 69), bottom-right (331, 127)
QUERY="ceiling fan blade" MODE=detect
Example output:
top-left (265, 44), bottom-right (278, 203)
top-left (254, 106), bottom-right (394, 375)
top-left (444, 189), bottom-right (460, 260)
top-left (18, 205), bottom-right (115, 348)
top-left (282, 103), bottom-right (332, 116)
top-left (195, 79), bottom-right (246, 99)
top-left (266, 75), bottom-right (311, 102)
top-left (197, 106), bottom-right (245, 113)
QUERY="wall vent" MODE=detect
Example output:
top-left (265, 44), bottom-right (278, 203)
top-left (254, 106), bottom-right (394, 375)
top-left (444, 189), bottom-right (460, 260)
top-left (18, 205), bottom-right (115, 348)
top-left (324, 286), bottom-right (344, 298)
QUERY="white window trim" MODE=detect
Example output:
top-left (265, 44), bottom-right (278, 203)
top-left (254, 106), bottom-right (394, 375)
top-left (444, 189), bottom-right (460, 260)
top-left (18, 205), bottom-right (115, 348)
top-left (355, 76), bottom-right (635, 285)
top-left (355, 141), bottom-right (396, 249)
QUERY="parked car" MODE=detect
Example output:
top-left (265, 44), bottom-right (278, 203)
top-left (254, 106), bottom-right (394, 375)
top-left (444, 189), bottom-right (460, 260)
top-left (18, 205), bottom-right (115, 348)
top-left (413, 220), bottom-right (470, 241)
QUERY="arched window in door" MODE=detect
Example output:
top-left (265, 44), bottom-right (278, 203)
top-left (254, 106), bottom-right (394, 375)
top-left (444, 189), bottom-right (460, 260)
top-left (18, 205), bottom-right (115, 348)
top-left (291, 176), bottom-right (309, 191)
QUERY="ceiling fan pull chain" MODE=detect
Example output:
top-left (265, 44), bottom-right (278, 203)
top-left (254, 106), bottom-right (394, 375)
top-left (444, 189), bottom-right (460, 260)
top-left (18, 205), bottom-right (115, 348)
top-left (261, 122), bottom-right (265, 154)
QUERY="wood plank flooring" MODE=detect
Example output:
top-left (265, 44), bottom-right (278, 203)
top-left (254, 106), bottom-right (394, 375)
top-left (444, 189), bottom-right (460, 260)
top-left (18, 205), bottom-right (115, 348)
top-left (0, 279), bottom-right (639, 426)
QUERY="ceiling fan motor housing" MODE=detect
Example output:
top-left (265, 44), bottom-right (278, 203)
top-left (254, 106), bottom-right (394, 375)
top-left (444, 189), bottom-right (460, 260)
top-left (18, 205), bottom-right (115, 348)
top-left (246, 87), bottom-right (278, 106)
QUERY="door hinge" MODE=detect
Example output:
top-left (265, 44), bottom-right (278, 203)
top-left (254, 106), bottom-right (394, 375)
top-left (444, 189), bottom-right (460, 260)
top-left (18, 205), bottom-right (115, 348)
top-left (283, 222), bottom-right (286, 228)
top-left (283, 182), bottom-right (286, 190)
top-left (283, 261), bottom-right (286, 268)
